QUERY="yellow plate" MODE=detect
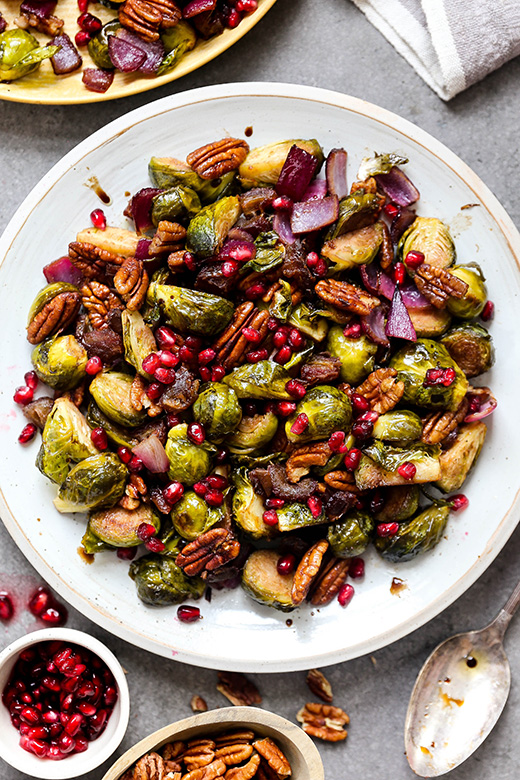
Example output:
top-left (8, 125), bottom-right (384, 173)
top-left (0, 0), bottom-right (277, 104)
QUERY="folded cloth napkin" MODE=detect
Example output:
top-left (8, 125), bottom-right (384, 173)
top-left (351, 0), bottom-right (520, 100)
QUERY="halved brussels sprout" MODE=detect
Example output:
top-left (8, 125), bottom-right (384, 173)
top-left (223, 360), bottom-right (292, 400)
top-left (327, 510), bottom-right (375, 558)
top-left (408, 306), bottom-right (452, 338)
top-left (53, 453), bottom-right (127, 514)
top-left (232, 469), bottom-right (275, 539)
top-left (148, 283), bottom-right (234, 337)
top-left (242, 549), bottom-right (295, 612)
top-left (440, 323), bottom-right (494, 377)
top-left (170, 491), bottom-right (223, 540)
top-left (87, 402), bottom-right (164, 450)
top-left (390, 339), bottom-right (468, 411)
top-left (321, 223), bottom-right (384, 271)
top-left (446, 264), bottom-right (487, 319)
top-left (326, 325), bottom-right (378, 384)
top-left (0, 30), bottom-right (58, 81)
top-left (90, 371), bottom-right (147, 427)
top-left (329, 192), bottom-right (384, 238)
top-left (197, 172), bottom-right (238, 204)
top-left (149, 156), bottom-right (203, 191)
top-left (239, 139), bottom-right (324, 188)
top-left (32, 335), bottom-right (87, 392)
top-left (400, 217), bottom-right (455, 269)
top-left (87, 20), bottom-right (120, 69)
top-left (157, 20), bottom-right (197, 75)
top-left (285, 385), bottom-right (352, 444)
top-left (121, 309), bottom-right (157, 379)
top-left (374, 485), bottom-right (420, 523)
top-left (186, 196), bottom-right (241, 258)
top-left (193, 383), bottom-right (242, 442)
top-left (357, 152), bottom-right (408, 179)
top-left (88, 503), bottom-right (160, 548)
top-left (227, 412), bottom-right (278, 454)
top-left (76, 226), bottom-right (139, 257)
top-left (288, 303), bottom-right (328, 342)
top-left (375, 504), bottom-right (451, 562)
top-left (435, 421), bottom-right (486, 493)
top-left (151, 186), bottom-right (201, 227)
top-left (81, 526), bottom-right (110, 555)
top-left (165, 423), bottom-right (215, 485)
top-left (129, 554), bottom-right (205, 606)
top-left (27, 283), bottom-right (78, 327)
top-left (37, 397), bottom-right (99, 485)
top-left (372, 410), bottom-right (423, 444)
top-left (355, 442), bottom-right (441, 490)
top-left (276, 501), bottom-right (326, 532)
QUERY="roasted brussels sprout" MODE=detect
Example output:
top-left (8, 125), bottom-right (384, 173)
top-left (441, 323), bottom-right (494, 378)
top-left (240, 231), bottom-right (285, 275)
top-left (321, 223), bottom-right (384, 271)
top-left (148, 283), bottom-right (234, 337)
top-left (375, 504), bottom-right (451, 562)
top-left (327, 511), bottom-right (375, 557)
top-left (197, 172), bottom-right (238, 205)
top-left (329, 192), bottom-right (384, 238)
top-left (285, 385), bottom-right (352, 444)
top-left (158, 20), bottom-right (197, 75)
top-left (81, 526), bottom-right (110, 555)
top-left (32, 335), bottom-right (87, 392)
top-left (164, 424), bottom-right (214, 485)
top-left (76, 225), bottom-right (139, 257)
top-left (27, 283), bottom-right (78, 327)
top-left (355, 442), bottom-right (441, 489)
top-left (232, 469), bottom-right (274, 539)
top-left (390, 339), bottom-right (468, 411)
top-left (86, 402), bottom-right (165, 450)
top-left (408, 306), bottom-right (452, 338)
top-left (129, 554), bottom-right (204, 606)
top-left (446, 264), bottom-right (487, 319)
top-left (227, 411), bottom-right (278, 454)
top-left (239, 139), bottom-right (324, 188)
top-left (372, 410), bottom-right (423, 444)
top-left (242, 550), bottom-right (295, 612)
top-left (223, 361), bottom-right (292, 400)
top-left (121, 309), bottom-right (157, 379)
top-left (400, 217), bottom-right (455, 269)
top-left (87, 20), bottom-right (120, 69)
top-left (193, 383), bottom-right (242, 442)
top-left (276, 501), bottom-right (326, 531)
top-left (186, 196), bottom-right (241, 258)
top-left (90, 371), bottom-right (147, 427)
top-left (151, 186), bottom-right (201, 226)
top-left (170, 491), bottom-right (223, 540)
top-left (88, 503), bottom-right (160, 548)
top-left (435, 422), bottom-right (486, 493)
top-left (0, 30), bottom-right (58, 81)
top-left (149, 156), bottom-right (203, 191)
top-left (37, 397), bottom-right (99, 485)
top-left (357, 152), bottom-right (408, 179)
top-left (326, 326), bottom-right (378, 384)
top-left (54, 453), bottom-right (127, 514)
top-left (374, 485), bottom-right (420, 523)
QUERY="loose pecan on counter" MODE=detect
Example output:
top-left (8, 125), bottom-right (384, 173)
top-left (356, 367), bottom-right (405, 413)
top-left (291, 539), bottom-right (329, 606)
top-left (216, 672), bottom-right (262, 707)
top-left (296, 702), bottom-right (349, 742)
top-left (176, 528), bottom-right (240, 578)
top-left (27, 291), bottom-right (81, 344)
top-left (190, 695), bottom-right (209, 713)
top-left (187, 138), bottom-right (250, 180)
top-left (305, 669), bottom-right (334, 703)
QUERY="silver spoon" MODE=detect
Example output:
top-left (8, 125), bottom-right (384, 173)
top-left (404, 578), bottom-right (520, 777)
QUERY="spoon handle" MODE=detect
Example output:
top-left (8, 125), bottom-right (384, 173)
top-left (491, 578), bottom-right (520, 638)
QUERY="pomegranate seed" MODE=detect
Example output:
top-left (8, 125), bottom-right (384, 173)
top-left (64, 712), bottom-right (83, 737)
top-left (384, 202), bottom-right (399, 219)
top-left (47, 745), bottom-right (67, 760)
top-left (405, 250), bottom-right (425, 269)
top-left (222, 260), bottom-right (240, 277)
top-left (75, 30), bottom-right (90, 46)
top-left (193, 481), bottom-right (208, 497)
top-left (163, 481), bottom-right (184, 505)
top-left (128, 455), bottom-right (143, 473)
top-left (75, 736), bottom-right (89, 752)
top-left (266, 317), bottom-right (278, 331)
top-left (179, 345), bottom-right (196, 362)
top-left (441, 367), bottom-right (456, 386)
top-left (77, 0), bottom-right (89, 11)
top-left (357, 410), bottom-right (379, 424)
top-left (118, 446), bottom-right (132, 464)
top-left (242, 326), bottom-right (262, 343)
top-left (0, 591), bottom-right (14, 621)
top-left (155, 326), bottom-right (177, 349)
top-left (187, 422), bottom-right (205, 444)
top-left (211, 365), bottom-right (226, 381)
top-left (272, 195), bottom-right (293, 210)
top-left (349, 557), bottom-right (365, 579)
top-left (104, 686), bottom-right (117, 707)
top-left (91, 427), bottom-right (107, 450)
top-left (205, 490), bottom-right (224, 507)
top-left (273, 329), bottom-right (287, 348)
top-left (28, 587), bottom-right (51, 616)
top-left (183, 252), bottom-right (196, 272)
top-left (328, 431), bottom-right (347, 453)
top-left (21, 706), bottom-right (40, 725)
top-left (307, 496), bottom-right (322, 518)
top-left (21, 735), bottom-right (48, 757)
top-left (344, 448), bottom-right (362, 471)
top-left (157, 350), bottom-right (179, 368)
top-left (290, 413), bottom-right (309, 435)
top-left (41, 607), bottom-right (67, 626)
top-left (42, 710), bottom-right (60, 723)
top-left (117, 547), bottom-right (137, 560)
top-left (206, 474), bottom-right (227, 490)
top-left (137, 523), bottom-right (156, 541)
top-left (277, 401), bottom-right (297, 417)
top-left (351, 419), bottom-right (374, 440)
top-left (423, 367), bottom-right (444, 386)
top-left (226, 8), bottom-right (241, 27)
top-left (274, 345), bottom-right (292, 364)
top-left (154, 366), bottom-right (176, 384)
top-left (263, 509), bottom-right (279, 526)
top-left (13, 385), bottom-right (33, 405)
top-left (89, 207), bottom-right (106, 229)
top-left (481, 300), bottom-right (494, 321)
top-left (351, 393), bottom-right (370, 414)
top-left (245, 283), bottom-right (266, 300)
top-left (377, 522), bottom-right (399, 537)
top-left (313, 258), bottom-right (328, 276)
top-left (306, 251), bottom-right (319, 268)
top-left (18, 423), bottom-right (37, 444)
top-left (85, 355), bottom-right (103, 375)
top-left (343, 323), bottom-right (361, 339)
top-left (450, 493), bottom-right (469, 511)
top-left (186, 335), bottom-right (203, 349)
top-left (199, 366), bottom-right (211, 381)
top-left (28, 725), bottom-right (49, 740)
top-left (24, 370), bottom-right (39, 390)
top-left (58, 733), bottom-right (76, 753)
top-left (265, 497), bottom-right (285, 509)
top-left (393, 262), bottom-right (406, 285)
top-left (146, 538), bottom-right (165, 553)
top-left (177, 605), bottom-right (201, 623)
top-left (142, 353), bottom-right (161, 374)
top-left (216, 447), bottom-right (228, 463)
top-left (60, 693), bottom-right (75, 712)
top-left (277, 554), bottom-right (296, 575)
top-left (78, 11), bottom-right (102, 33)
top-left (338, 583), bottom-right (355, 607)
top-left (246, 348), bottom-right (268, 363)
top-left (236, 0), bottom-right (258, 13)
top-left (288, 328), bottom-right (304, 349)
top-left (198, 348), bottom-right (216, 365)
top-left (397, 461), bottom-right (416, 480)
top-left (78, 702), bottom-right (97, 716)
top-left (285, 379), bottom-right (306, 399)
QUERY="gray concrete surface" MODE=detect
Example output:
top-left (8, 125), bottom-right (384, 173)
top-left (1, 0), bottom-right (519, 777)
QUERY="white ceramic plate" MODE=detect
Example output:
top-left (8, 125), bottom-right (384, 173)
top-left (1, 83), bottom-right (519, 672)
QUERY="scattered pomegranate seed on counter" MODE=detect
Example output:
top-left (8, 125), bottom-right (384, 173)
top-left (0, 592), bottom-right (14, 621)
top-left (13, 386), bottom-right (33, 405)
top-left (18, 424), bottom-right (37, 444)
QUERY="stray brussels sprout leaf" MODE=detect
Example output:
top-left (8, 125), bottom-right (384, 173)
top-left (239, 232), bottom-right (285, 275)
top-left (357, 152), bottom-right (409, 180)
top-left (242, 550), bottom-right (295, 612)
top-left (223, 360), bottom-right (293, 400)
top-left (288, 303), bottom-right (329, 342)
top-left (37, 397), bottom-right (99, 485)
top-left (276, 501), bottom-right (326, 532)
top-left (130, 555), bottom-right (204, 605)
top-left (149, 284), bottom-right (234, 337)
top-left (54, 453), bottom-right (127, 513)
top-left (328, 511), bottom-right (375, 558)
top-left (375, 504), bottom-right (451, 562)
top-left (269, 279), bottom-right (293, 322)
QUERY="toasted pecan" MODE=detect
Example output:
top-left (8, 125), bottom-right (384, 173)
top-left (149, 221), bottom-right (186, 256)
top-left (216, 672), bottom-right (262, 707)
top-left (285, 442), bottom-right (332, 483)
top-left (27, 291), bottom-right (81, 344)
top-left (421, 397), bottom-right (469, 444)
top-left (291, 540), bottom-right (329, 606)
top-left (114, 257), bottom-right (148, 310)
top-left (310, 558), bottom-right (350, 607)
top-left (187, 138), bottom-right (250, 180)
top-left (176, 529), bottom-right (240, 578)
top-left (315, 279), bottom-right (380, 315)
top-left (81, 280), bottom-right (123, 329)
top-left (356, 367), bottom-right (405, 413)
top-left (297, 702), bottom-right (349, 742)
top-left (414, 263), bottom-right (468, 309)
top-left (68, 241), bottom-right (125, 279)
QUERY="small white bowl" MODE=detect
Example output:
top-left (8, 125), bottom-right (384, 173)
top-left (0, 628), bottom-right (130, 779)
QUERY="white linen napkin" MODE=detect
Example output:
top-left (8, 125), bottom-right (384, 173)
top-left (350, 0), bottom-right (520, 100)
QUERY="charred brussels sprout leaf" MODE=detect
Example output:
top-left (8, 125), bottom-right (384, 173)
top-left (285, 385), bottom-right (352, 444)
top-left (390, 339), bottom-right (468, 411)
top-left (148, 283), bottom-right (234, 337)
top-left (446, 264), bottom-right (487, 319)
top-left (32, 335), bottom-right (87, 392)
top-left (375, 504), bottom-right (451, 562)
top-left (242, 550), bottom-right (295, 612)
top-left (435, 422), bottom-right (486, 493)
top-left (372, 410), bottom-right (423, 444)
top-left (240, 231), bottom-right (285, 275)
top-left (355, 441), bottom-right (441, 490)
top-left (0, 30), bottom-right (58, 81)
top-left (129, 554), bottom-right (204, 606)
top-left (329, 192), bottom-right (384, 238)
top-left (53, 453), bottom-right (127, 514)
top-left (239, 139), bottom-right (324, 188)
top-left (374, 485), bottom-right (420, 523)
top-left (157, 20), bottom-right (196, 75)
top-left (400, 217), bottom-right (455, 269)
top-left (165, 424), bottom-right (215, 485)
top-left (223, 360), bottom-right (293, 400)
top-left (232, 469), bottom-right (275, 539)
top-left (327, 511), bottom-right (375, 558)
top-left (326, 326), bottom-right (378, 384)
top-left (37, 397), bottom-right (99, 485)
top-left (90, 371), bottom-right (147, 427)
top-left (288, 303), bottom-right (328, 342)
top-left (321, 223), bottom-right (384, 272)
top-left (440, 323), bottom-right (494, 378)
top-left (171, 491), bottom-right (223, 541)
top-left (227, 412), bottom-right (278, 454)
top-left (193, 383), bottom-right (242, 442)
top-left (151, 186), bottom-right (201, 226)
top-left (121, 309), bottom-right (157, 379)
top-left (276, 501), bottom-right (326, 532)
top-left (186, 196), bottom-right (241, 258)
top-left (88, 503), bottom-right (160, 548)
top-left (357, 152), bottom-right (408, 179)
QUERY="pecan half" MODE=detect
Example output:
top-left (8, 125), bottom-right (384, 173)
top-left (134, 752), bottom-right (164, 780)
top-left (224, 755), bottom-right (260, 780)
top-left (168, 250), bottom-right (187, 272)
top-left (190, 695), bottom-right (208, 713)
top-left (163, 742), bottom-right (185, 761)
top-left (356, 367), bottom-right (405, 413)
top-left (187, 138), bottom-right (250, 180)
top-left (149, 221), bottom-right (186, 256)
top-left (69, 241), bottom-right (125, 279)
top-left (253, 738), bottom-right (291, 779)
top-left (215, 743), bottom-right (253, 766)
top-left (214, 731), bottom-right (255, 747)
top-left (291, 540), bottom-right (329, 606)
top-left (296, 702), bottom-right (349, 742)
top-left (217, 672), bottom-right (262, 707)
top-left (119, 0), bottom-right (180, 40)
top-left (414, 264), bottom-right (468, 309)
top-left (379, 221), bottom-right (394, 270)
top-left (81, 281), bottom-right (123, 329)
top-left (309, 558), bottom-right (350, 607)
top-left (300, 352), bottom-right (341, 386)
top-left (285, 442), bottom-right (332, 483)
top-left (421, 397), bottom-right (469, 444)
top-left (114, 257), bottom-right (149, 311)
top-left (212, 303), bottom-right (270, 369)
top-left (305, 669), bottom-right (333, 703)
top-left (256, 762), bottom-right (279, 780)
top-left (27, 291), bottom-right (81, 345)
top-left (176, 529), bottom-right (240, 578)
top-left (315, 279), bottom-right (380, 316)
top-left (20, 11), bottom-right (64, 35)
top-left (182, 740), bottom-right (215, 771)
top-left (323, 470), bottom-right (359, 492)
top-left (182, 759), bottom-right (227, 780)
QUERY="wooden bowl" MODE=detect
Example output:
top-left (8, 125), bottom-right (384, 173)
top-left (102, 706), bottom-right (324, 780)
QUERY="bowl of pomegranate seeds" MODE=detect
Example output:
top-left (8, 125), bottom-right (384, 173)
top-left (1, 83), bottom-right (519, 672)
top-left (0, 628), bottom-right (130, 777)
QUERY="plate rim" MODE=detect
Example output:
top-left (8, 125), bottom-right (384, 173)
top-left (1, 82), bottom-right (519, 671)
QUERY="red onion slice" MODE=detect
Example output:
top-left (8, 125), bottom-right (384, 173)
top-left (464, 390), bottom-right (497, 423)
top-left (290, 195), bottom-right (339, 234)
top-left (375, 167), bottom-right (420, 207)
top-left (135, 238), bottom-right (152, 260)
top-left (183, 0), bottom-right (216, 17)
top-left (273, 211), bottom-right (296, 245)
top-left (133, 434), bottom-right (170, 473)
top-left (0, 13), bottom-right (6, 33)
top-left (390, 208), bottom-right (416, 243)
top-left (219, 239), bottom-right (256, 262)
top-left (43, 256), bottom-right (83, 286)
top-left (361, 305), bottom-right (389, 347)
top-left (117, 28), bottom-right (164, 74)
top-left (128, 188), bottom-right (162, 233)
top-left (385, 284), bottom-right (417, 341)
top-left (82, 68), bottom-right (114, 93)
top-left (108, 36), bottom-right (146, 73)
top-left (326, 148), bottom-right (348, 199)
top-left (276, 145), bottom-right (319, 202)
top-left (20, 0), bottom-right (56, 19)
top-left (302, 179), bottom-right (327, 201)
top-left (50, 34), bottom-right (82, 75)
